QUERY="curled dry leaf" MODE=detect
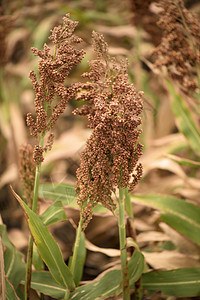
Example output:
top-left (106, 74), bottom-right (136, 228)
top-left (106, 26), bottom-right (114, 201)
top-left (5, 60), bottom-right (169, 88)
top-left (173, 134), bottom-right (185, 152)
top-left (137, 231), bottom-right (169, 244)
top-left (145, 157), bottom-right (187, 180)
top-left (143, 250), bottom-right (200, 270)
top-left (134, 218), bottom-right (157, 232)
top-left (175, 188), bottom-right (200, 204)
top-left (85, 239), bottom-right (120, 257)
top-left (141, 134), bottom-right (187, 177)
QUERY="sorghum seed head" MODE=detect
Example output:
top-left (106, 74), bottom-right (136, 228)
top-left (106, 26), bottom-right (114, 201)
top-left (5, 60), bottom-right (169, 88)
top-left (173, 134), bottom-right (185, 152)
top-left (74, 33), bottom-right (143, 228)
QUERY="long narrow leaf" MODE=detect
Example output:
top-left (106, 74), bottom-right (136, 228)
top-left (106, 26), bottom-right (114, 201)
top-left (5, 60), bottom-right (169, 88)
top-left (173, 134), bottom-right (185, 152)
top-left (39, 182), bottom-right (78, 207)
top-left (132, 194), bottom-right (200, 245)
top-left (11, 187), bottom-right (75, 291)
top-left (68, 232), bottom-right (86, 286)
top-left (39, 182), bottom-right (108, 213)
top-left (166, 154), bottom-right (200, 168)
top-left (167, 80), bottom-right (200, 154)
top-left (142, 268), bottom-right (200, 297)
top-left (22, 271), bottom-right (66, 299)
top-left (70, 249), bottom-right (144, 299)
top-left (40, 200), bottom-right (67, 227)
top-left (32, 244), bottom-right (44, 271)
top-left (0, 225), bottom-right (25, 290)
top-left (28, 250), bottom-right (143, 299)
top-left (5, 278), bottom-right (20, 300)
top-left (129, 248), bottom-right (144, 285)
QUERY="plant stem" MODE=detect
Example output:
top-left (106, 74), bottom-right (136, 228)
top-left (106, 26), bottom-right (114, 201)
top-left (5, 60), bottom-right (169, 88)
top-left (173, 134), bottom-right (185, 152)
top-left (125, 188), bottom-right (143, 300)
top-left (135, 277), bottom-right (143, 300)
top-left (125, 187), bottom-right (133, 218)
top-left (25, 136), bottom-right (44, 300)
top-left (64, 216), bottom-right (84, 300)
top-left (118, 187), bottom-right (130, 300)
top-left (25, 237), bottom-right (33, 300)
top-left (70, 216), bottom-right (84, 277)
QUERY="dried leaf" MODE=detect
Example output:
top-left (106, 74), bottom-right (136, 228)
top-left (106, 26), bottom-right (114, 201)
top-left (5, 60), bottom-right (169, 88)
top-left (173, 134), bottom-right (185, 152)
top-left (143, 250), bottom-right (200, 269)
top-left (85, 239), bottom-right (120, 257)
top-left (137, 231), bottom-right (169, 244)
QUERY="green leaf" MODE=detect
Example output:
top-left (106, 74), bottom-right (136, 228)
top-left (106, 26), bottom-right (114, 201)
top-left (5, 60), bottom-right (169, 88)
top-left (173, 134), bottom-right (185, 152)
top-left (40, 200), bottom-right (67, 227)
top-left (128, 248), bottom-right (144, 285)
top-left (0, 236), bottom-right (6, 300)
top-left (22, 271), bottom-right (66, 299)
top-left (124, 188), bottom-right (133, 217)
top-left (28, 251), bottom-right (144, 299)
top-left (142, 268), bottom-right (200, 297)
top-left (167, 80), bottom-right (200, 154)
top-left (12, 188), bottom-right (75, 291)
top-left (132, 194), bottom-right (200, 245)
top-left (39, 182), bottom-right (108, 213)
top-left (39, 182), bottom-right (78, 207)
top-left (32, 244), bottom-right (44, 271)
top-left (167, 154), bottom-right (200, 168)
top-left (0, 225), bottom-right (25, 290)
top-left (5, 278), bottom-right (20, 300)
top-left (160, 212), bottom-right (200, 244)
top-left (70, 249), bottom-right (144, 299)
top-left (68, 232), bottom-right (86, 286)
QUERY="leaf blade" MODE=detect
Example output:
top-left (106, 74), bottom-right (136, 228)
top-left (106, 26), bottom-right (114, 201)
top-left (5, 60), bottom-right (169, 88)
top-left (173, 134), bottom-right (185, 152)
top-left (69, 249), bottom-right (144, 299)
top-left (5, 278), bottom-right (20, 300)
top-left (11, 187), bottom-right (75, 291)
top-left (132, 194), bottom-right (200, 245)
top-left (40, 200), bottom-right (67, 227)
top-left (39, 182), bottom-right (108, 213)
top-left (142, 267), bottom-right (200, 297)
top-left (0, 225), bottom-right (25, 290)
top-left (22, 271), bottom-right (66, 299)
top-left (69, 232), bottom-right (86, 286)
top-left (167, 80), bottom-right (200, 154)
top-left (39, 182), bottom-right (78, 207)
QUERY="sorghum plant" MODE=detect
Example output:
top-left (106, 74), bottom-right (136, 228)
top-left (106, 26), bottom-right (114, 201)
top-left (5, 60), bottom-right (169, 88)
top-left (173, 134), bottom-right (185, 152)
top-left (18, 14), bottom-right (85, 300)
top-left (73, 31), bottom-right (144, 299)
top-left (152, 0), bottom-right (200, 94)
top-left (150, 0), bottom-right (200, 154)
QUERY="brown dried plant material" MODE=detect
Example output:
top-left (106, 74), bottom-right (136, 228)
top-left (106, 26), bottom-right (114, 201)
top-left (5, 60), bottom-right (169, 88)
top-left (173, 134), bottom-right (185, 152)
top-left (129, 0), bottom-right (161, 45)
top-left (26, 14), bottom-right (85, 163)
top-left (74, 32), bottom-right (144, 229)
top-left (152, 0), bottom-right (200, 93)
top-left (19, 144), bottom-right (35, 207)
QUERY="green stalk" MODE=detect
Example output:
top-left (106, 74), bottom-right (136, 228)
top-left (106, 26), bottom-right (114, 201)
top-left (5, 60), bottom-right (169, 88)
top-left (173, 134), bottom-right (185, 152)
top-left (118, 187), bottom-right (130, 300)
top-left (25, 237), bottom-right (33, 300)
top-left (70, 216), bottom-right (84, 276)
top-left (125, 187), bottom-right (142, 300)
top-left (125, 187), bottom-right (133, 218)
top-left (64, 216), bottom-right (84, 300)
top-left (25, 136), bottom-right (44, 300)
